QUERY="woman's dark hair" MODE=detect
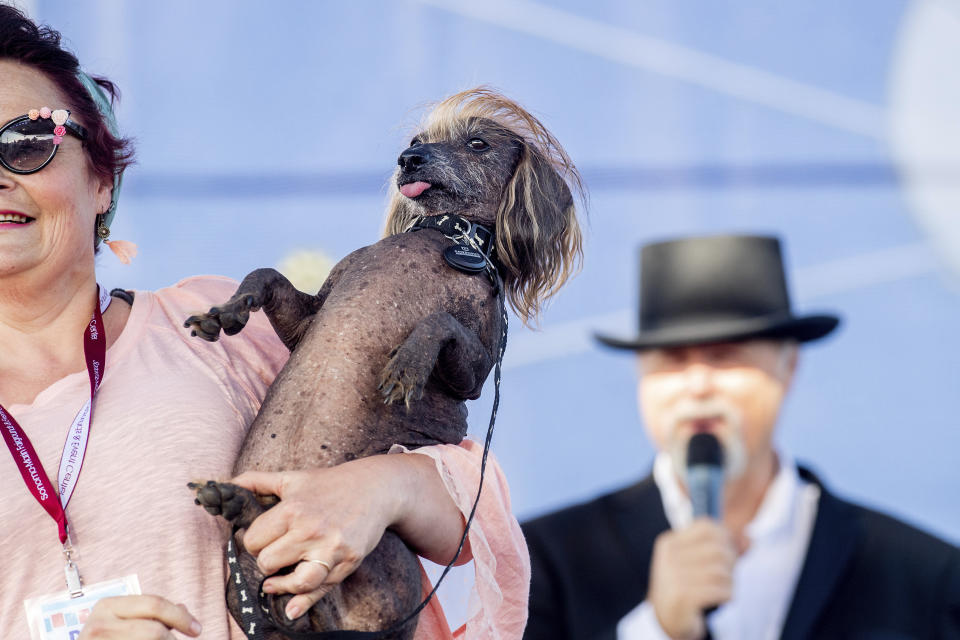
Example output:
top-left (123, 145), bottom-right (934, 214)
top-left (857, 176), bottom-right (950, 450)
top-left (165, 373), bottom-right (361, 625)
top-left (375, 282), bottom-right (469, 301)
top-left (0, 4), bottom-right (134, 186)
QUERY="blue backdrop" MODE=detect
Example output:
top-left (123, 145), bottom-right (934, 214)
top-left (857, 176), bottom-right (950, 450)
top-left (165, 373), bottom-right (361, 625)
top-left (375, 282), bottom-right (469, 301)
top-left (21, 0), bottom-right (960, 619)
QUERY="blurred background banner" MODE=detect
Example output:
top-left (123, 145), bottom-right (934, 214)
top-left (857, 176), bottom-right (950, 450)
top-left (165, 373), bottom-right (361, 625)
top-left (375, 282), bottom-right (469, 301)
top-left (20, 0), bottom-right (959, 610)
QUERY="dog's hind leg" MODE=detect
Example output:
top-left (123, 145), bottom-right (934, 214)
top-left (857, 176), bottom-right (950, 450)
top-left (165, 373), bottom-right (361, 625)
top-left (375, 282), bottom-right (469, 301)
top-left (190, 483), bottom-right (323, 639)
top-left (188, 480), bottom-right (278, 529)
top-left (184, 268), bottom-right (325, 350)
top-left (378, 311), bottom-right (496, 408)
top-left (191, 484), bottom-right (419, 639)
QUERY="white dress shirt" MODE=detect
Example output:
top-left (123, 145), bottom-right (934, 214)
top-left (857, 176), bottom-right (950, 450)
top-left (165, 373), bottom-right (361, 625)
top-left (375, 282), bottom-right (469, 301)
top-left (617, 452), bottom-right (821, 640)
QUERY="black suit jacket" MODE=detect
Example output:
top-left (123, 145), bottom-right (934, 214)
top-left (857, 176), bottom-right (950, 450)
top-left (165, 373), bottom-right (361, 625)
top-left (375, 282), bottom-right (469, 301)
top-left (521, 467), bottom-right (960, 640)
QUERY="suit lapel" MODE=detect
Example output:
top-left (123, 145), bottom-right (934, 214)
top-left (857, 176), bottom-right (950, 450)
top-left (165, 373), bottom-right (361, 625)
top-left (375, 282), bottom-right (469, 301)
top-left (779, 467), bottom-right (860, 640)
top-left (606, 475), bottom-right (672, 605)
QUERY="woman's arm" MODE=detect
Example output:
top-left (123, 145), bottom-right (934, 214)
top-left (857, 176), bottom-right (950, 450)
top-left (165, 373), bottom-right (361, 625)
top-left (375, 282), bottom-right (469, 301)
top-left (78, 595), bottom-right (201, 639)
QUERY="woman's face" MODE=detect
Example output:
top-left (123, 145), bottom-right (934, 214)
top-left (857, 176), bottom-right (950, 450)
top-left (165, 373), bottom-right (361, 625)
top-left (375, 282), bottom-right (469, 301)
top-left (0, 60), bottom-right (111, 282)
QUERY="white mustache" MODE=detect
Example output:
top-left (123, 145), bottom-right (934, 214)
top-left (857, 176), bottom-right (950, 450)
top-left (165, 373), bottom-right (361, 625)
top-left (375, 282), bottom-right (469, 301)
top-left (663, 398), bottom-right (748, 478)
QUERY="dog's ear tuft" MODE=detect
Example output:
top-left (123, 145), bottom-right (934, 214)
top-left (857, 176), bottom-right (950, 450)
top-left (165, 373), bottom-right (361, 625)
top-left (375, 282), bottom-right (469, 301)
top-left (496, 143), bottom-right (583, 326)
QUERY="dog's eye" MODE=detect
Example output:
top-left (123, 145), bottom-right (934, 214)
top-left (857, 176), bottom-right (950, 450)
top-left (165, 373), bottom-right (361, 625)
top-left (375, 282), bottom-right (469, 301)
top-left (409, 137), bottom-right (421, 147)
top-left (467, 138), bottom-right (489, 151)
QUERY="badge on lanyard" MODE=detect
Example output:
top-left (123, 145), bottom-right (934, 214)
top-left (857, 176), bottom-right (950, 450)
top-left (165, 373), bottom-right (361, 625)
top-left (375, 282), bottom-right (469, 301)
top-left (24, 575), bottom-right (141, 640)
top-left (0, 287), bottom-right (141, 637)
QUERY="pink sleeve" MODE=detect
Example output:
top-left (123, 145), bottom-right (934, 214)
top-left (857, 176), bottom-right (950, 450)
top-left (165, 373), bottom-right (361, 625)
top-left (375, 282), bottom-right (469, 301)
top-left (399, 439), bottom-right (531, 640)
top-left (154, 275), bottom-right (289, 397)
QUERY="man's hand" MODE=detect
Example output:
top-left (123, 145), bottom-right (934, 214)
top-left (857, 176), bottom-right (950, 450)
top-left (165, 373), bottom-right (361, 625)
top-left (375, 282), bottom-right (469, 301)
top-left (78, 595), bottom-right (201, 639)
top-left (647, 519), bottom-right (738, 640)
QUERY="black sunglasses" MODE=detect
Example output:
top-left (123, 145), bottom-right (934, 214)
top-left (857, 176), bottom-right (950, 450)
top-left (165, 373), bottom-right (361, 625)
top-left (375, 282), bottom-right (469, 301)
top-left (0, 109), bottom-right (87, 175)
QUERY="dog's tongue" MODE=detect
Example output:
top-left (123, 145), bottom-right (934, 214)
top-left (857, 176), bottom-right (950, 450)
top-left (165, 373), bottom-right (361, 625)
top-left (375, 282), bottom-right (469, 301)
top-left (400, 181), bottom-right (432, 198)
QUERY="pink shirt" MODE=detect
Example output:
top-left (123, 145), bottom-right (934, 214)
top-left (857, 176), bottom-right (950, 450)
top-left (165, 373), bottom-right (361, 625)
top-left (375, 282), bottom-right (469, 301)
top-left (0, 276), bottom-right (529, 639)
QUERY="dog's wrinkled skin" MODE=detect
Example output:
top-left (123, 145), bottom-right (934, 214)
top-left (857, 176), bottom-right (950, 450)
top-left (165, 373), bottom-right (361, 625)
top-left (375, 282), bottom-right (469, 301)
top-left (184, 88), bottom-right (583, 640)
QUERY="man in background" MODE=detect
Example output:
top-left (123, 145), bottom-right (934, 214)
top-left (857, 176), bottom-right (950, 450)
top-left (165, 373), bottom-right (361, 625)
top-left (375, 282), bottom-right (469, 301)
top-left (522, 234), bottom-right (960, 640)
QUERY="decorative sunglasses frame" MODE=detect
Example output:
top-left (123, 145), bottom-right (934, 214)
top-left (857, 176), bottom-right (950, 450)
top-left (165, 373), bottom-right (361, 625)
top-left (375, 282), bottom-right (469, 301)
top-left (0, 108), bottom-right (88, 175)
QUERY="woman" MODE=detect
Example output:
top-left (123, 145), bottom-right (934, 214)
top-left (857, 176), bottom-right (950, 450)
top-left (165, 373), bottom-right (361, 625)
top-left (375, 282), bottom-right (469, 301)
top-left (0, 6), bottom-right (528, 639)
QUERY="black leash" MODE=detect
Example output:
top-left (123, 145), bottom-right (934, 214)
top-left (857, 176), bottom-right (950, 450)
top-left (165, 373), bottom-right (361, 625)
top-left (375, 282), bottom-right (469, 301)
top-left (228, 215), bottom-right (508, 639)
top-left (227, 535), bottom-right (272, 640)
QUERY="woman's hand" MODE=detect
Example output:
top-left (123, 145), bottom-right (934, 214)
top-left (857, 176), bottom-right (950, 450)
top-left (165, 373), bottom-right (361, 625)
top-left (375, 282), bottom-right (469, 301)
top-left (78, 595), bottom-right (201, 639)
top-left (231, 453), bottom-right (466, 621)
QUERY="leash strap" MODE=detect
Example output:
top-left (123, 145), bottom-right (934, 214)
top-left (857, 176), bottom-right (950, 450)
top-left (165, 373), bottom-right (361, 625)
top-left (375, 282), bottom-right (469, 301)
top-left (228, 536), bottom-right (268, 640)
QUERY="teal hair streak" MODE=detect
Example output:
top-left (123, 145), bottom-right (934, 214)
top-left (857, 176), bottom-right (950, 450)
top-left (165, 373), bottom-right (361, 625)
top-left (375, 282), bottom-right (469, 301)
top-left (76, 71), bottom-right (122, 246)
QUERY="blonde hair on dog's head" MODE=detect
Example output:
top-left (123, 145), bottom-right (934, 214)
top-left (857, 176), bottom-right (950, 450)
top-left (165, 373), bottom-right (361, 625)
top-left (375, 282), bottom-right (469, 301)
top-left (384, 87), bottom-right (585, 326)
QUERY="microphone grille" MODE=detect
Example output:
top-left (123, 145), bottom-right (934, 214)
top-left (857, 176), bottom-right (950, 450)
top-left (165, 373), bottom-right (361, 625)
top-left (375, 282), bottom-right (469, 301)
top-left (687, 432), bottom-right (723, 467)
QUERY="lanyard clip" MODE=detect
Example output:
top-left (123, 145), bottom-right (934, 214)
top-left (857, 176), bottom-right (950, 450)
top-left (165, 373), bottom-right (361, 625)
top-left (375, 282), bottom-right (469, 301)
top-left (63, 543), bottom-right (84, 598)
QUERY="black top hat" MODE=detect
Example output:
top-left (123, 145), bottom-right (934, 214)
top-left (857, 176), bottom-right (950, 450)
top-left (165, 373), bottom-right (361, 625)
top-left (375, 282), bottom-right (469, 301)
top-left (595, 235), bottom-right (840, 351)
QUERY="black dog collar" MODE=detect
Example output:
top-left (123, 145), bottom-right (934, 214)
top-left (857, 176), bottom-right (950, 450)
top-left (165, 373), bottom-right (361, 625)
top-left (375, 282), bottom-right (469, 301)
top-left (409, 214), bottom-right (495, 276)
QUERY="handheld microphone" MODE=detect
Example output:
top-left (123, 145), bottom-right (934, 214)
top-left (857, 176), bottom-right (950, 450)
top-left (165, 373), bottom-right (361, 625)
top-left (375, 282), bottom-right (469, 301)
top-left (686, 432), bottom-right (725, 622)
top-left (686, 432), bottom-right (724, 520)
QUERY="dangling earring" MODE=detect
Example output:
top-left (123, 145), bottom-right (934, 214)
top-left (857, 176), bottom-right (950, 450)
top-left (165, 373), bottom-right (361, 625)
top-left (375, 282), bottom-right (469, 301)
top-left (97, 216), bottom-right (111, 241)
top-left (96, 213), bottom-right (138, 265)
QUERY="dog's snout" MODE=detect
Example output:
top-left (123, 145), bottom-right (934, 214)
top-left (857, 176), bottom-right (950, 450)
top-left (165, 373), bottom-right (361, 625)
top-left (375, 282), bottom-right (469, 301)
top-left (398, 145), bottom-right (432, 172)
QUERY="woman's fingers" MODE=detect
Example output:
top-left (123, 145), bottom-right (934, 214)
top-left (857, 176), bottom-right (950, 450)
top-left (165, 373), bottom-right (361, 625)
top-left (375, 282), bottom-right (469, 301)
top-left (241, 502), bottom-right (294, 558)
top-left (282, 585), bottom-right (336, 621)
top-left (231, 471), bottom-right (290, 557)
top-left (262, 549), bottom-right (379, 621)
top-left (108, 619), bottom-right (176, 640)
top-left (231, 470), bottom-right (286, 498)
top-left (79, 596), bottom-right (201, 639)
top-left (255, 526), bottom-right (325, 575)
top-left (261, 560), bottom-right (356, 621)
top-left (110, 597), bottom-right (201, 636)
top-left (263, 558), bottom-right (331, 595)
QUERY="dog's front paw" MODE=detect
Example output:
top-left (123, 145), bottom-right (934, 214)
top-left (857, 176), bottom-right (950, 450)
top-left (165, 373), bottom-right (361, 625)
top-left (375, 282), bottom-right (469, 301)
top-left (183, 292), bottom-right (262, 341)
top-left (183, 309), bottom-right (226, 342)
top-left (217, 291), bottom-right (264, 336)
top-left (378, 346), bottom-right (431, 410)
